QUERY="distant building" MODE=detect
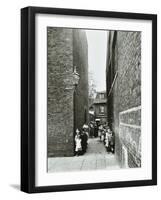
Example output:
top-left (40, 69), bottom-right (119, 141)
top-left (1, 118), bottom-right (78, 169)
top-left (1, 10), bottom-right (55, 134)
top-left (47, 28), bottom-right (88, 157)
top-left (91, 91), bottom-right (107, 124)
top-left (106, 31), bottom-right (141, 168)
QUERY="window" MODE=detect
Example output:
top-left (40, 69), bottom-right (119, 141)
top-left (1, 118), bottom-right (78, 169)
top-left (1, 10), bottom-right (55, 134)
top-left (99, 93), bottom-right (104, 99)
top-left (100, 106), bottom-right (105, 113)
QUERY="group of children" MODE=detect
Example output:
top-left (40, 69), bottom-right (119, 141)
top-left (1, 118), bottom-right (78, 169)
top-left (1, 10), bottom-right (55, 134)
top-left (75, 124), bottom-right (115, 156)
top-left (74, 128), bottom-right (88, 156)
top-left (98, 125), bottom-right (115, 153)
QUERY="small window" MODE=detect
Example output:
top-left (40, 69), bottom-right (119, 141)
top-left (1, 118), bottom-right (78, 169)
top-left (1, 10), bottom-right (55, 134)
top-left (100, 106), bottom-right (105, 113)
top-left (99, 93), bottom-right (104, 99)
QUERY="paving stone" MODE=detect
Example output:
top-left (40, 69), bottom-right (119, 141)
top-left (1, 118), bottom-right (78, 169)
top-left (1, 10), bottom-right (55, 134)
top-left (48, 138), bottom-right (120, 173)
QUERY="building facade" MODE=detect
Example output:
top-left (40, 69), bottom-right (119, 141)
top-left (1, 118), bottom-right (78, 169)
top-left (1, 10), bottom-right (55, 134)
top-left (92, 91), bottom-right (107, 124)
top-left (47, 28), bottom-right (88, 157)
top-left (106, 31), bottom-right (141, 168)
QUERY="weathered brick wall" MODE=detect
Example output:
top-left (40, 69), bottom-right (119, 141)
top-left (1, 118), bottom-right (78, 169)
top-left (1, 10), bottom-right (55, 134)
top-left (107, 31), bottom-right (141, 168)
top-left (47, 27), bottom-right (75, 157)
top-left (73, 30), bottom-right (89, 132)
top-left (47, 28), bottom-right (88, 157)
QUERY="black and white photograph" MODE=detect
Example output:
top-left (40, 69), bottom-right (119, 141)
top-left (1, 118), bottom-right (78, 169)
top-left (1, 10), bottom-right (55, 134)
top-left (20, 7), bottom-right (157, 193)
top-left (47, 27), bottom-right (141, 173)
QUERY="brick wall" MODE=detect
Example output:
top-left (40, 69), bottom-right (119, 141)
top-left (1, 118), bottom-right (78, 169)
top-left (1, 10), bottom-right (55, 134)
top-left (73, 30), bottom-right (89, 132)
top-left (47, 27), bottom-right (74, 157)
top-left (106, 31), bottom-right (141, 168)
top-left (47, 28), bottom-right (88, 157)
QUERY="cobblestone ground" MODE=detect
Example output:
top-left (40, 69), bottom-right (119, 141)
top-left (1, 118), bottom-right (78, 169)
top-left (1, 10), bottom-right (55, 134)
top-left (48, 138), bottom-right (120, 173)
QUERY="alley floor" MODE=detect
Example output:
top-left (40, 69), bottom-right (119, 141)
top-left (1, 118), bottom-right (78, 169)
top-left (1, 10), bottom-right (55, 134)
top-left (48, 138), bottom-right (120, 173)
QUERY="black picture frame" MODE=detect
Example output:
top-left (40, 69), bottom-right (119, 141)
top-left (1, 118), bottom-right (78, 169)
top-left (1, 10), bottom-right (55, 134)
top-left (21, 6), bottom-right (157, 193)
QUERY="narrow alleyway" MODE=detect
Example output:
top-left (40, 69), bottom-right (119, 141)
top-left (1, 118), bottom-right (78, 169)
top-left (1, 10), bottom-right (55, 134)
top-left (48, 138), bottom-right (120, 173)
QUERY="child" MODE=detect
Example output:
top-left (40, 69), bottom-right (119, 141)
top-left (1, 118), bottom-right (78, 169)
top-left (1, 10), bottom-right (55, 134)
top-left (110, 133), bottom-right (115, 153)
top-left (75, 129), bottom-right (82, 156)
top-left (105, 130), bottom-right (110, 152)
top-left (105, 129), bottom-right (112, 152)
top-left (98, 125), bottom-right (102, 140)
top-left (101, 130), bottom-right (105, 142)
top-left (108, 129), bottom-right (113, 153)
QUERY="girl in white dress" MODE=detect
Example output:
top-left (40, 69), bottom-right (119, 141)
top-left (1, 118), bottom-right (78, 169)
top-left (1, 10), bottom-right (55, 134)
top-left (75, 129), bottom-right (82, 156)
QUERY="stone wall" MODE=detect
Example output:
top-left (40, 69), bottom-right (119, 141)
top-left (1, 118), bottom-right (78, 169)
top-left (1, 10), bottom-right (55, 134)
top-left (47, 28), bottom-right (88, 157)
top-left (106, 31), bottom-right (141, 168)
